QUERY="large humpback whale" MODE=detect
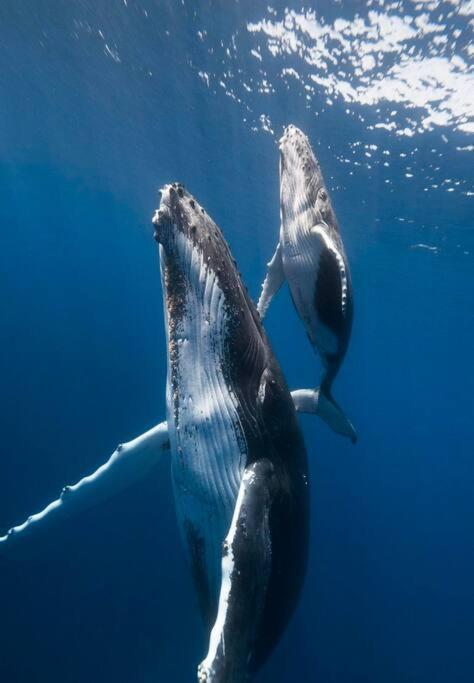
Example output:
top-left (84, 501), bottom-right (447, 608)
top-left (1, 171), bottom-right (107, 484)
top-left (155, 183), bottom-right (309, 681)
top-left (258, 125), bottom-right (357, 443)
top-left (1, 183), bottom-right (310, 682)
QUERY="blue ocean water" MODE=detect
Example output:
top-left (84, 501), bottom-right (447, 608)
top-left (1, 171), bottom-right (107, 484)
top-left (0, 1), bottom-right (473, 681)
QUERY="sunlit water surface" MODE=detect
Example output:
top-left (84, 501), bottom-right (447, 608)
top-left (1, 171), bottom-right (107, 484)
top-left (0, 1), bottom-right (473, 681)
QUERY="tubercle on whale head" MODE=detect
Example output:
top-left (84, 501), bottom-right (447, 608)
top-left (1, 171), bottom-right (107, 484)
top-left (152, 182), bottom-right (208, 249)
top-left (279, 124), bottom-right (312, 157)
top-left (278, 124), bottom-right (323, 189)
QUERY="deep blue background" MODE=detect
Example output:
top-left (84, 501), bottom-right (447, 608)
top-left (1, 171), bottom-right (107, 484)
top-left (1, 2), bottom-right (473, 681)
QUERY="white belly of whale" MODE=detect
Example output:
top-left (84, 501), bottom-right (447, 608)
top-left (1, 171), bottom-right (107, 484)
top-left (283, 230), bottom-right (339, 356)
top-left (161, 235), bottom-right (246, 599)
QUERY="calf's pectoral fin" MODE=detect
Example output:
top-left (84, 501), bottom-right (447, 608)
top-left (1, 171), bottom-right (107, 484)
top-left (197, 459), bottom-right (276, 683)
top-left (0, 421), bottom-right (169, 552)
top-left (310, 224), bottom-right (348, 323)
top-left (257, 241), bottom-right (285, 319)
top-left (291, 388), bottom-right (357, 444)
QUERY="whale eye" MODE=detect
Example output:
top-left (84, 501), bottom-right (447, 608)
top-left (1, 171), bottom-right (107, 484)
top-left (319, 188), bottom-right (327, 201)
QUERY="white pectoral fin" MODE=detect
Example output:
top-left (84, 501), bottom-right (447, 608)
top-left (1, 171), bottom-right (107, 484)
top-left (292, 387), bottom-right (357, 444)
top-left (0, 421), bottom-right (169, 550)
top-left (198, 460), bottom-right (275, 683)
top-left (311, 224), bottom-right (348, 315)
top-left (257, 241), bottom-right (285, 319)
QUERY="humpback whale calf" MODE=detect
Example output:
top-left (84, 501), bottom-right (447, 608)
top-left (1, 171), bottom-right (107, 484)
top-left (258, 124), bottom-right (357, 443)
top-left (1, 183), bottom-right (310, 682)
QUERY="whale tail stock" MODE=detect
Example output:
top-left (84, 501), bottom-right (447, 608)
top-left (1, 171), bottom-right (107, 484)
top-left (291, 387), bottom-right (357, 444)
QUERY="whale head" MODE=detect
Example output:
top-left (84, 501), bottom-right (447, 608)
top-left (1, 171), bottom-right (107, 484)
top-left (153, 182), bottom-right (204, 243)
top-left (279, 124), bottom-right (337, 233)
top-left (279, 124), bottom-right (322, 186)
top-left (152, 182), bottom-right (242, 292)
top-left (152, 182), bottom-right (257, 354)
